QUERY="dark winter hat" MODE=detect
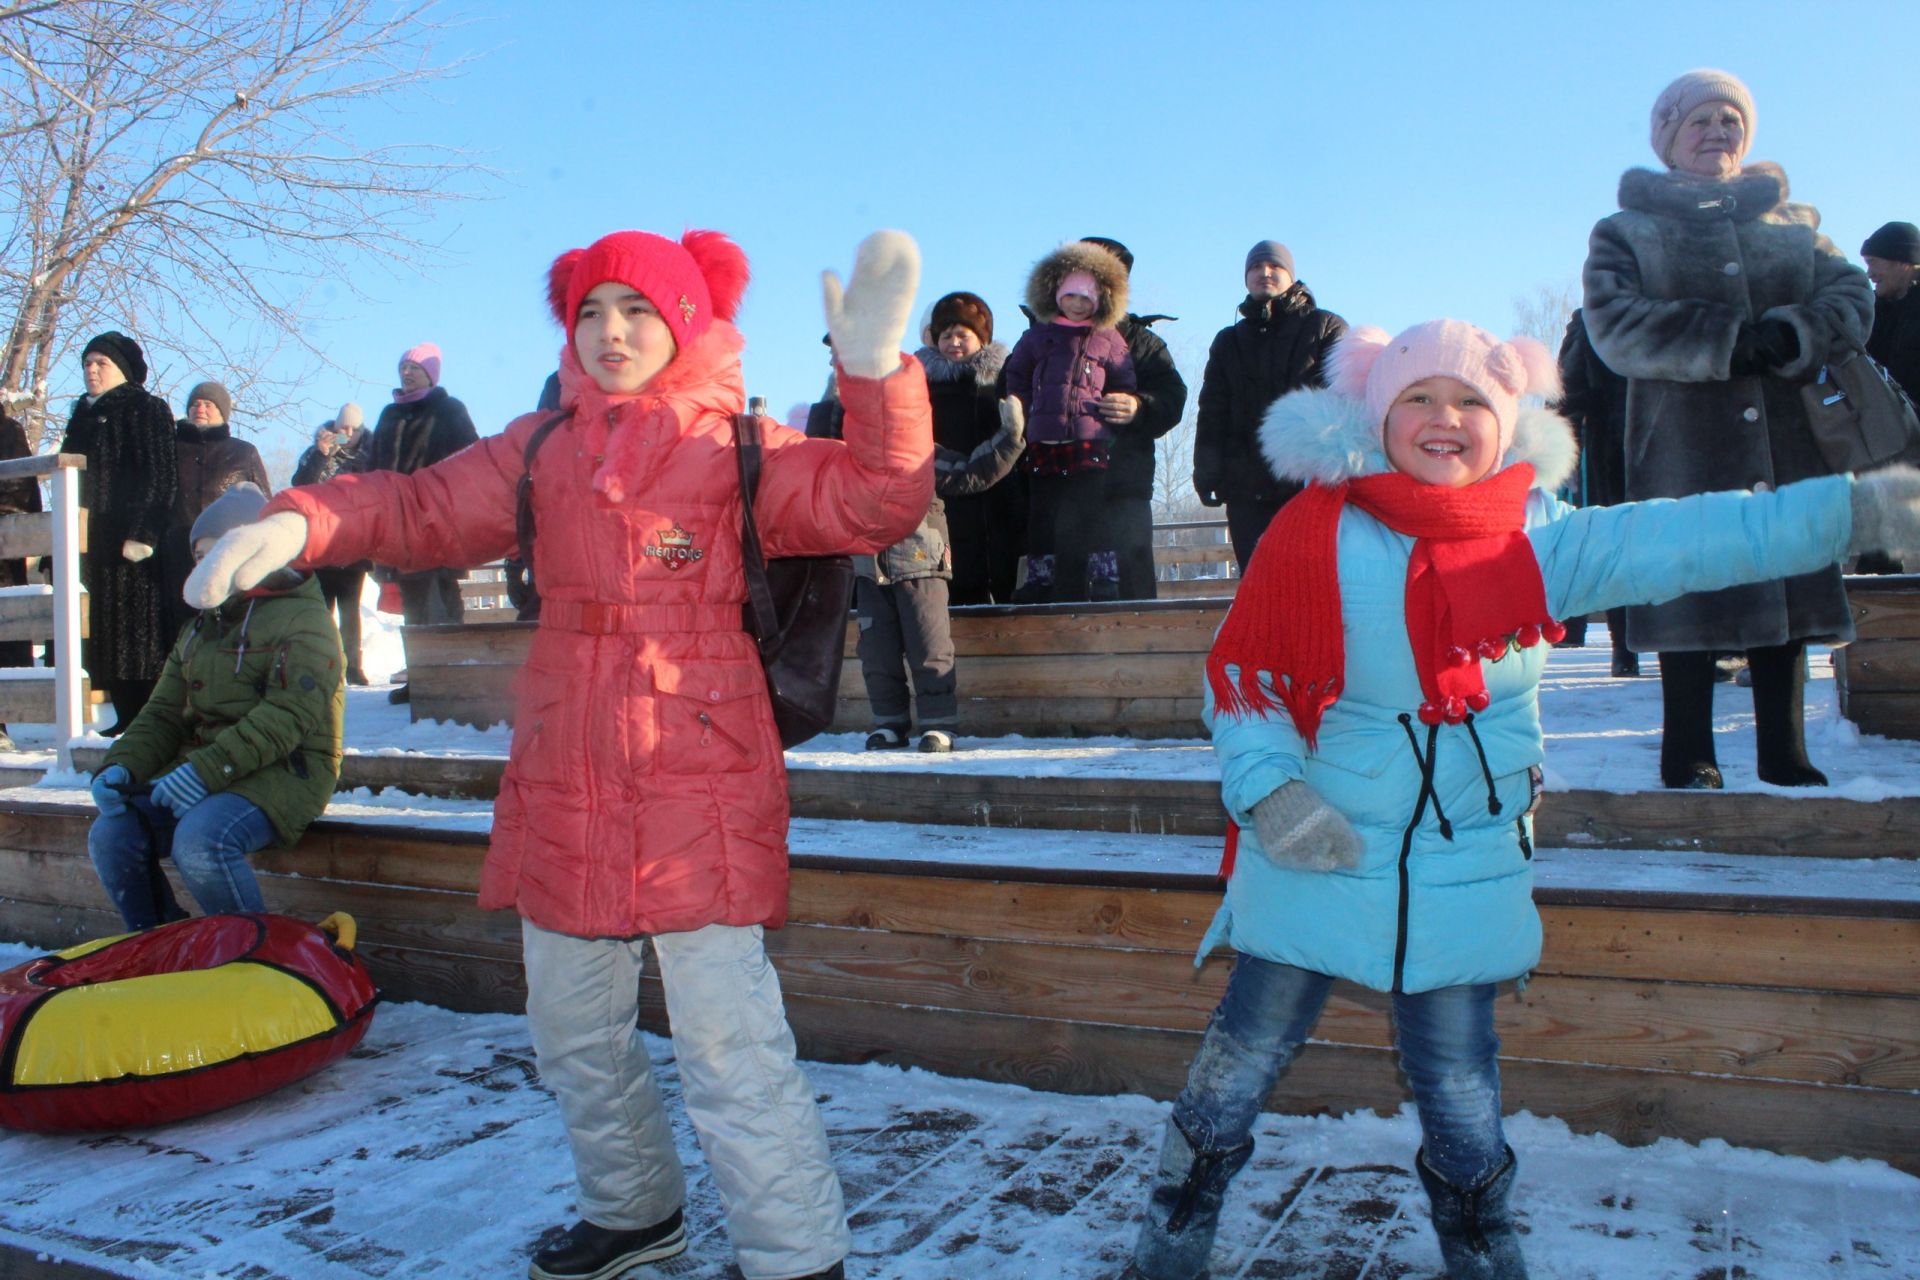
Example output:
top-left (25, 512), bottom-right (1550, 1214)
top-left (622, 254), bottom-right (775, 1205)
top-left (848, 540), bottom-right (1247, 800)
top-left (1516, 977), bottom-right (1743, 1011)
top-left (1080, 236), bottom-right (1133, 274)
top-left (1863, 222), bottom-right (1920, 265)
top-left (930, 291), bottom-right (993, 345)
top-left (186, 381), bottom-right (232, 423)
top-left (190, 482), bottom-right (268, 547)
top-left (1245, 241), bottom-right (1295, 277)
top-left (82, 331), bottom-right (146, 386)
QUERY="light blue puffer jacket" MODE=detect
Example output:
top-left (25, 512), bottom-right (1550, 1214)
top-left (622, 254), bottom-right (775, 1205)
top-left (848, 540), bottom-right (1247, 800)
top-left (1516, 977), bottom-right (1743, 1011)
top-left (1199, 389), bottom-right (1853, 993)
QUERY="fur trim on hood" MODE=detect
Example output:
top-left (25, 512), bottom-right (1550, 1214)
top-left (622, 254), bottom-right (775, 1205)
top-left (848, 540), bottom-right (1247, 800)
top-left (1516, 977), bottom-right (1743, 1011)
top-left (1258, 386), bottom-right (1578, 494)
top-left (914, 341), bottom-right (1009, 386)
top-left (1616, 161), bottom-right (1817, 229)
top-left (1023, 241), bottom-right (1130, 330)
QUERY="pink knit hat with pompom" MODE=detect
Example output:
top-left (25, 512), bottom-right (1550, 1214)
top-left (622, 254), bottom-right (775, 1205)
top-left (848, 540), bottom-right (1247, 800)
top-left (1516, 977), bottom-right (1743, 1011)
top-left (1327, 319), bottom-right (1560, 459)
top-left (547, 229), bottom-right (750, 353)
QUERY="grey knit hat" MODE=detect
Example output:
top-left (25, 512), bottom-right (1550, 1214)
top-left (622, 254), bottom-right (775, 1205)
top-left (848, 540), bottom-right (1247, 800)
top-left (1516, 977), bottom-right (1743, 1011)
top-left (186, 381), bottom-right (232, 424)
top-left (1650, 69), bottom-right (1755, 167)
top-left (189, 482), bottom-right (268, 547)
top-left (1245, 240), bottom-right (1295, 277)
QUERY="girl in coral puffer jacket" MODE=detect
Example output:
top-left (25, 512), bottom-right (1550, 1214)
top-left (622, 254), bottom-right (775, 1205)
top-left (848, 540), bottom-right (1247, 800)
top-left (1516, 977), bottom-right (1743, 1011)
top-left (186, 230), bottom-right (933, 1280)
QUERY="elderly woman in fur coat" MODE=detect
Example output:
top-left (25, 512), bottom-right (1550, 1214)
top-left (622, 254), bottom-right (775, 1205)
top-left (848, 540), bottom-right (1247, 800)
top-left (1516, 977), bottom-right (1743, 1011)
top-left (1582, 69), bottom-right (1873, 790)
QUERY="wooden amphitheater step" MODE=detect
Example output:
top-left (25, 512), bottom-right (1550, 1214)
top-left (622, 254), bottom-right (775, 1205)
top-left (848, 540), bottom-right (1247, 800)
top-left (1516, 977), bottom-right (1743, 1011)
top-left (0, 792), bottom-right (1913, 1172)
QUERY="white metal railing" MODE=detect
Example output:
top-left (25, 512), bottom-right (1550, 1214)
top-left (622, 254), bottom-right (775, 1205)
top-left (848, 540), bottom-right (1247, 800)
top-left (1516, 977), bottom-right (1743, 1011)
top-left (0, 453), bottom-right (87, 769)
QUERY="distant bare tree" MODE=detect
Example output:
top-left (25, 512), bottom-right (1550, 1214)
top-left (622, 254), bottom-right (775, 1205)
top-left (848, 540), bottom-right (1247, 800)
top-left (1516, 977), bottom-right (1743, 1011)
top-left (1511, 281), bottom-right (1581, 352)
top-left (1153, 413), bottom-right (1204, 524)
top-left (0, 0), bottom-right (476, 447)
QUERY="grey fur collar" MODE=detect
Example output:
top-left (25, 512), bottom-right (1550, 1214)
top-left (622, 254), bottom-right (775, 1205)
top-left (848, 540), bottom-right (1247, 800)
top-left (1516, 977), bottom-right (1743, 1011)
top-left (1616, 161), bottom-right (1813, 225)
top-left (1258, 387), bottom-right (1578, 493)
top-left (914, 342), bottom-right (1009, 385)
top-left (1023, 241), bottom-right (1131, 329)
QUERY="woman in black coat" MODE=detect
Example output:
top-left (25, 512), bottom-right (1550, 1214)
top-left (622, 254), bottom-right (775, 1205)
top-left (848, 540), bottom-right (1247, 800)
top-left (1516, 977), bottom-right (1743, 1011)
top-left (292, 406), bottom-right (374, 683)
top-left (58, 331), bottom-right (177, 734)
top-left (161, 380), bottom-right (270, 634)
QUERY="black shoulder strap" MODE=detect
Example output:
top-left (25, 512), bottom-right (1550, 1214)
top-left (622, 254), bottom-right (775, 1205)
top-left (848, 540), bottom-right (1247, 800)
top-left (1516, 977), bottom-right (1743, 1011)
top-left (514, 410), bottom-right (572, 578)
top-left (733, 412), bottom-right (779, 649)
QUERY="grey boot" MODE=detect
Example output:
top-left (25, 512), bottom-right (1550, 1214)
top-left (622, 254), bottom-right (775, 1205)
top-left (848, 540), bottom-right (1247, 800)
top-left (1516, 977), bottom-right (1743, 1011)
top-left (1415, 1145), bottom-right (1529, 1279)
top-left (1128, 1115), bottom-right (1254, 1279)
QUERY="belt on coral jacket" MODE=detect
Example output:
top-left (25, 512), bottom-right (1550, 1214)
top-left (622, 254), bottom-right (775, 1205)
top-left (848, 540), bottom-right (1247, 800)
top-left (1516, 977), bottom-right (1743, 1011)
top-left (539, 600), bottom-right (743, 635)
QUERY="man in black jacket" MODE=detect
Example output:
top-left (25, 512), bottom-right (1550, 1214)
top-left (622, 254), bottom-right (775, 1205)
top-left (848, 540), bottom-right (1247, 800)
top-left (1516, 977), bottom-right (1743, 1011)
top-left (1193, 241), bottom-right (1346, 570)
top-left (1081, 237), bottom-right (1188, 600)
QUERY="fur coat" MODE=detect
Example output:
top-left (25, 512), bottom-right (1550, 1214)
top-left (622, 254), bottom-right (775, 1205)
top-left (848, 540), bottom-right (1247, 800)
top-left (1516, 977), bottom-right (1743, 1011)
top-left (1582, 162), bottom-right (1873, 650)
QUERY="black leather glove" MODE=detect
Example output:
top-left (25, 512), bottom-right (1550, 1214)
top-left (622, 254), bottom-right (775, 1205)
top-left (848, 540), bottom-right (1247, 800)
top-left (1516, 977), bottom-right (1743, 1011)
top-left (1753, 317), bottom-right (1800, 368)
top-left (1729, 323), bottom-right (1771, 377)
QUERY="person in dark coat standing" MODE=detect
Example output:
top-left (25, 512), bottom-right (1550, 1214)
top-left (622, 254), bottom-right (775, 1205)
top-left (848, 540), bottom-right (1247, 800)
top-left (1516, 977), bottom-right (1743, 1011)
top-left (1082, 237), bottom-right (1189, 599)
top-left (914, 292), bottom-right (1023, 603)
top-left (366, 342), bottom-right (478, 703)
top-left (292, 403), bottom-right (374, 683)
top-left (161, 381), bottom-right (270, 635)
top-left (1193, 240), bottom-right (1347, 571)
top-left (0, 412), bottom-right (42, 750)
top-left (1863, 221), bottom-right (1920, 399)
top-left (1555, 310), bottom-right (1640, 676)
top-left (58, 331), bottom-right (177, 735)
top-left (1582, 69), bottom-right (1873, 790)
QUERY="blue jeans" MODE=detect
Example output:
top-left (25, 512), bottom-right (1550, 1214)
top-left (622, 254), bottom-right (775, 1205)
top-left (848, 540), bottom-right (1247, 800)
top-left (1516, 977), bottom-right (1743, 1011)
top-left (1134, 953), bottom-right (1507, 1278)
top-left (87, 792), bottom-right (276, 930)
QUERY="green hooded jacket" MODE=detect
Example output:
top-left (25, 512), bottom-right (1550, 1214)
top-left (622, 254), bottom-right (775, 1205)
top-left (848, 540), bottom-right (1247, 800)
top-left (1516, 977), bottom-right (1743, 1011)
top-left (103, 575), bottom-right (344, 845)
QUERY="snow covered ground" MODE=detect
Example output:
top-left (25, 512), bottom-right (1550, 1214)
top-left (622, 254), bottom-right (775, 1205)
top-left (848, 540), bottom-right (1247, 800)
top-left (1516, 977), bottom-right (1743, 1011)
top-left (0, 943), bottom-right (1913, 1280)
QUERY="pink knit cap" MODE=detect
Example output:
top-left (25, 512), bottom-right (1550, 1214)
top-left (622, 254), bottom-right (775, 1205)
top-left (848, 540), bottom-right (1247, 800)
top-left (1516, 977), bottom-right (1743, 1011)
top-left (1650, 68), bottom-right (1755, 167)
top-left (399, 343), bottom-right (441, 386)
top-left (1327, 319), bottom-right (1560, 457)
top-left (1056, 270), bottom-right (1099, 306)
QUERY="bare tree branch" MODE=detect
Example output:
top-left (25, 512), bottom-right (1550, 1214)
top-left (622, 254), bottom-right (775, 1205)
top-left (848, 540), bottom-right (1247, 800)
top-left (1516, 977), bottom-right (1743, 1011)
top-left (0, 0), bottom-right (483, 447)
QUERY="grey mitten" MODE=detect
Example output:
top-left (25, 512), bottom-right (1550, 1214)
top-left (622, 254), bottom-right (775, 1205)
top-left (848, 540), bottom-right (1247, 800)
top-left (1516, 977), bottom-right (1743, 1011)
top-left (1248, 779), bottom-right (1363, 872)
top-left (997, 396), bottom-right (1026, 444)
top-left (1849, 466), bottom-right (1920, 558)
top-left (821, 230), bottom-right (920, 379)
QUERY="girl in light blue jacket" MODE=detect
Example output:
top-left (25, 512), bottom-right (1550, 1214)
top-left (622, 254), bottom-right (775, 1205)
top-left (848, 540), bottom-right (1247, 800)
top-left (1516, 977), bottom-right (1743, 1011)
top-left (1128, 319), bottom-right (1920, 1280)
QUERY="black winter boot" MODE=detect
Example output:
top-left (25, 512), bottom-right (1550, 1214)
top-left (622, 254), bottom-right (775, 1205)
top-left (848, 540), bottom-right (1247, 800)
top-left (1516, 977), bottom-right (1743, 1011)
top-left (528, 1209), bottom-right (686, 1280)
top-left (1129, 1115), bottom-right (1254, 1279)
top-left (1748, 641), bottom-right (1827, 787)
top-left (1415, 1146), bottom-right (1528, 1279)
top-left (1657, 650), bottom-right (1721, 788)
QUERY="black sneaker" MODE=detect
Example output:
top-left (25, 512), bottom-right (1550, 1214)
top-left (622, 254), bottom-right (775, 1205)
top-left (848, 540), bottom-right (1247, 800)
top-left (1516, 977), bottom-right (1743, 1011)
top-left (529, 1210), bottom-right (686, 1280)
top-left (387, 684), bottom-right (411, 705)
top-left (916, 729), bottom-right (953, 753)
top-left (864, 726), bottom-right (908, 750)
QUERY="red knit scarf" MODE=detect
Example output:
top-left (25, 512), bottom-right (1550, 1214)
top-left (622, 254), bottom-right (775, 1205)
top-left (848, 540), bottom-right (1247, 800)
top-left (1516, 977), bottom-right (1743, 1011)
top-left (1205, 464), bottom-right (1562, 748)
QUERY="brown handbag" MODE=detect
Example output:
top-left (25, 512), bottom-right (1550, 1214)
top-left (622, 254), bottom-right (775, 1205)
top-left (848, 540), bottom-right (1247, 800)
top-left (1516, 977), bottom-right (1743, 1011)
top-left (733, 413), bottom-right (856, 748)
top-left (1801, 331), bottom-right (1920, 473)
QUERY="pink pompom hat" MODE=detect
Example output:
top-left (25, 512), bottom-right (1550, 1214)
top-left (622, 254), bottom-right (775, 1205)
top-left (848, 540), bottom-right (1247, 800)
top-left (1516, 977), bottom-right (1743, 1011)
top-left (546, 229), bottom-right (750, 353)
top-left (1326, 318), bottom-right (1561, 458)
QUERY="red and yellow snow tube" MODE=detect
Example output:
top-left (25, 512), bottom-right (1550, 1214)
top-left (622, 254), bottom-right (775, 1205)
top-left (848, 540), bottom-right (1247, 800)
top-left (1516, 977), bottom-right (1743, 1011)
top-left (0, 913), bottom-right (379, 1132)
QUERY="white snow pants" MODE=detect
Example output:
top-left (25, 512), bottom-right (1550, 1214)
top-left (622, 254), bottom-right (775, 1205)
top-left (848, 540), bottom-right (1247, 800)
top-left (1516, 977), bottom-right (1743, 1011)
top-left (521, 919), bottom-right (850, 1280)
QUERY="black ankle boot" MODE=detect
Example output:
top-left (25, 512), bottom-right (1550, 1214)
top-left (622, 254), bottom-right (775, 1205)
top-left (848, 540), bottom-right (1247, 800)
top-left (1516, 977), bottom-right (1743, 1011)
top-left (1130, 1115), bottom-right (1254, 1279)
top-left (1415, 1146), bottom-right (1529, 1279)
top-left (1748, 642), bottom-right (1827, 786)
top-left (528, 1209), bottom-right (686, 1280)
top-left (1657, 651), bottom-right (1720, 788)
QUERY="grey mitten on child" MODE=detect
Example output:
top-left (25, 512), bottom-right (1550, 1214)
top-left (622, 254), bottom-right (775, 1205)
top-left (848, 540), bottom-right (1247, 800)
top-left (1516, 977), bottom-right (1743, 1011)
top-left (1849, 466), bottom-right (1920, 557)
top-left (1249, 780), bottom-right (1363, 871)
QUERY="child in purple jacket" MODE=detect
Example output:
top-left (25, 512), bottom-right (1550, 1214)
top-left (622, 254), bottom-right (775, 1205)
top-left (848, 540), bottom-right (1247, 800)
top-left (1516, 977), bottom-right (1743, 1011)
top-left (1004, 240), bottom-right (1137, 602)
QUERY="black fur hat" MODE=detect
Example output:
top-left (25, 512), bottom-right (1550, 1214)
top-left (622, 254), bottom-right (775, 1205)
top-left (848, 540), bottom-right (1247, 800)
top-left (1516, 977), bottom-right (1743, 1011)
top-left (82, 331), bottom-right (147, 385)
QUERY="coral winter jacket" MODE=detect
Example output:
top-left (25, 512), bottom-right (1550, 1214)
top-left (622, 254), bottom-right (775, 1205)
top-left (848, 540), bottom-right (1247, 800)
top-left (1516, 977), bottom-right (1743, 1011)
top-left (264, 323), bottom-right (933, 937)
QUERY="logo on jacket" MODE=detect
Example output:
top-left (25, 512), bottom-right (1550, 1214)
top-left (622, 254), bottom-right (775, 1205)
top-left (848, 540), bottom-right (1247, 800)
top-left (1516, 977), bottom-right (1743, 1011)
top-left (645, 522), bottom-right (704, 570)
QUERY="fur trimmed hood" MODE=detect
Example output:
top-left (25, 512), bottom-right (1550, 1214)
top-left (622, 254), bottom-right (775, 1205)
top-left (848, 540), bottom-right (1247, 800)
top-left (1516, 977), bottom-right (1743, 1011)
top-left (1023, 241), bottom-right (1130, 330)
top-left (1258, 386), bottom-right (1578, 494)
top-left (914, 341), bottom-right (1009, 386)
top-left (1617, 161), bottom-right (1818, 230)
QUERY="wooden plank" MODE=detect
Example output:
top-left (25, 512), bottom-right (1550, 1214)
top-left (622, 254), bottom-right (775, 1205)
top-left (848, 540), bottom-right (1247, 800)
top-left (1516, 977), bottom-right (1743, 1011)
top-left (0, 1240), bottom-right (132, 1280)
top-left (758, 923), bottom-right (1920, 1088)
top-left (830, 693), bottom-right (1203, 739)
top-left (1154, 577), bottom-right (1238, 599)
top-left (0, 453), bottom-right (84, 482)
top-left (0, 511), bottom-right (86, 560)
top-left (787, 768), bottom-right (1228, 836)
top-left (1834, 638), bottom-right (1920, 693)
top-left (1844, 576), bottom-right (1920, 640)
top-left (837, 650), bottom-right (1204, 701)
top-left (1152, 543), bottom-right (1237, 568)
top-left (1841, 691), bottom-right (1920, 741)
top-left (762, 992), bottom-right (1920, 1172)
top-left (0, 590), bottom-right (86, 642)
top-left (0, 672), bottom-right (91, 724)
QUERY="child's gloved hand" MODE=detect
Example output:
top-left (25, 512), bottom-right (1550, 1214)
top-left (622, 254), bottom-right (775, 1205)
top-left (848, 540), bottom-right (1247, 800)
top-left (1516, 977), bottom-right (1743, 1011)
top-left (1849, 466), bottom-right (1920, 558)
top-left (90, 764), bottom-right (132, 817)
top-left (1249, 779), bottom-right (1363, 872)
top-left (150, 763), bottom-right (210, 819)
top-left (997, 397), bottom-right (1026, 443)
top-left (184, 511), bottom-right (308, 608)
top-left (822, 230), bottom-right (920, 380)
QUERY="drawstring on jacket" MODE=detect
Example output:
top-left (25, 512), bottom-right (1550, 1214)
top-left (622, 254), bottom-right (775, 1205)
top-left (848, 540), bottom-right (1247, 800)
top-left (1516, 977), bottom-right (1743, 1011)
top-left (1462, 714), bottom-right (1503, 816)
top-left (1397, 713), bottom-right (1453, 842)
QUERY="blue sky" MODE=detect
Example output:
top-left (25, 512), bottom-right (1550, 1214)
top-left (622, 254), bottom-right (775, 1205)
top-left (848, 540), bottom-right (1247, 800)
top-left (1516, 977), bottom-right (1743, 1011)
top-left (142, 0), bottom-right (1920, 480)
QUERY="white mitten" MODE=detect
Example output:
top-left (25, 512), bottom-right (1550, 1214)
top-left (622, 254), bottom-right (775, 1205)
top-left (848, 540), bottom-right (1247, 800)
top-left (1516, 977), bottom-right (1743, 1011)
top-left (1249, 779), bottom-right (1364, 872)
top-left (1849, 466), bottom-right (1920, 557)
top-left (821, 230), bottom-right (920, 379)
top-left (997, 397), bottom-right (1026, 444)
top-left (121, 540), bottom-right (153, 563)
top-left (183, 511), bottom-right (308, 608)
